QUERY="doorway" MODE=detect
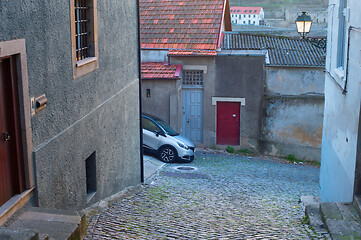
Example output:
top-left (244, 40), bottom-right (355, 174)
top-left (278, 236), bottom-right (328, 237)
top-left (216, 102), bottom-right (240, 145)
top-left (182, 89), bottom-right (203, 143)
top-left (354, 105), bottom-right (361, 196)
top-left (0, 56), bottom-right (26, 206)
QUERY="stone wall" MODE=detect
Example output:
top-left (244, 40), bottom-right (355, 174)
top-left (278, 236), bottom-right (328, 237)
top-left (262, 67), bottom-right (325, 161)
top-left (0, 0), bottom-right (141, 209)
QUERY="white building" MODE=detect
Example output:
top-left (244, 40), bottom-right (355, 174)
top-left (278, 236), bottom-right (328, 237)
top-left (230, 7), bottom-right (264, 25)
top-left (320, 0), bottom-right (361, 203)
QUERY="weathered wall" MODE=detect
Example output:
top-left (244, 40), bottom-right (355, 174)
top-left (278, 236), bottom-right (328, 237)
top-left (0, 0), bottom-right (140, 209)
top-left (141, 79), bottom-right (180, 130)
top-left (215, 55), bottom-right (265, 150)
top-left (262, 67), bottom-right (325, 161)
top-left (319, 0), bottom-right (361, 203)
top-left (262, 97), bottom-right (324, 161)
top-left (265, 68), bottom-right (325, 95)
top-left (170, 56), bottom-right (217, 145)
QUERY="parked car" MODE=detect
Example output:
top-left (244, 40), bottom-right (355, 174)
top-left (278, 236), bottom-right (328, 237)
top-left (142, 113), bottom-right (195, 163)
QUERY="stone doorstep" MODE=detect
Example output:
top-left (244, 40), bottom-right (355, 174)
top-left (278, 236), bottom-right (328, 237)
top-left (320, 202), bottom-right (361, 239)
top-left (0, 207), bottom-right (86, 240)
top-left (302, 196), bottom-right (326, 232)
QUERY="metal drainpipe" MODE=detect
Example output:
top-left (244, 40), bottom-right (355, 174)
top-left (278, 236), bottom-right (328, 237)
top-left (136, 0), bottom-right (144, 183)
top-left (343, 26), bottom-right (361, 94)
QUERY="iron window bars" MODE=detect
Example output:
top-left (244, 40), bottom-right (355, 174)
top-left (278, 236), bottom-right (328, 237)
top-left (75, 0), bottom-right (89, 61)
top-left (182, 70), bottom-right (203, 86)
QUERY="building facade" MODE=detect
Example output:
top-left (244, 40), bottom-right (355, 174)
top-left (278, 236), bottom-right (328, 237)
top-left (0, 0), bottom-right (141, 223)
top-left (221, 33), bottom-right (326, 161)
top-left (140, 0), bottom-right (232, 145)
top-left (320, 0), bottom-right (361, 202)
top-left (230, 7), bottom-right (264, 25)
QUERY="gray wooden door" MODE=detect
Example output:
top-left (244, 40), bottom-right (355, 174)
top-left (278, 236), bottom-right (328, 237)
top-left (182, 89), bottom-right (203, 143)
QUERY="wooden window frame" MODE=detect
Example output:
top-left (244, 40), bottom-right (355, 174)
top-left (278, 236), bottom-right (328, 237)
top-left (70, 0), bottom-right (98, 79)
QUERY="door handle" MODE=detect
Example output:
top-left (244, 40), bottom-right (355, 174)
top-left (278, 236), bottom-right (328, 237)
top-left (187, 119), bottom-right (190, 123)
top-left (2, 132), bottom-right (10, 141)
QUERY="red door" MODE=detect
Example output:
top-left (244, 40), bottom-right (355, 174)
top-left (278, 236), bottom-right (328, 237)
top-left (0, 57), bottom-right (25, 206)
top-left (216, 102), bottom-right (240, 145)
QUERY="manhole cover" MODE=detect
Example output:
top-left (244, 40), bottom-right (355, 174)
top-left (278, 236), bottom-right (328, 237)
top-left (176, 166), bottom-right (195, 171)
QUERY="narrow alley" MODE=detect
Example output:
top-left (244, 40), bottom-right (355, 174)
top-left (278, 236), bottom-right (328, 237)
top-left (85, 150), bottom-right (329, 239)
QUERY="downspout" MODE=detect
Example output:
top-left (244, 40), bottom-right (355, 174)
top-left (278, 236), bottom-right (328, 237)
top-left (343, 26), bottom-right (361, 94)
top-left (136, 0), bottom-right (144, 183)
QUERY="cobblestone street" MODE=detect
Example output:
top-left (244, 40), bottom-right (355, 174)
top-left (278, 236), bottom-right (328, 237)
top-left (85, 150), bottom-right (329, 239)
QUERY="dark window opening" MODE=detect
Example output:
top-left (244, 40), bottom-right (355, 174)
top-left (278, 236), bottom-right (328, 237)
top-left (86, 151), bottom-right (96, 202)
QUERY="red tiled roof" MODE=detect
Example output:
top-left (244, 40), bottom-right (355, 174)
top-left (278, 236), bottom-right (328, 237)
top-left (140, 0), bottom-right (232, 54)
top-left (141, 62), bottom-right (182, 80)
top-left (168, 50), bottom-right (217, 56)
top-left (230, 7), bottom-right (262, 14)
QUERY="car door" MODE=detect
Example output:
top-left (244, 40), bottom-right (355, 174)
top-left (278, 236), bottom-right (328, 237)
top-left (142, 117), bottom-right (163, 151)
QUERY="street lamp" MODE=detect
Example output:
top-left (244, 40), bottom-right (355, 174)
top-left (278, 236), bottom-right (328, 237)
top-left (295, 12), bottom-right (312, 39)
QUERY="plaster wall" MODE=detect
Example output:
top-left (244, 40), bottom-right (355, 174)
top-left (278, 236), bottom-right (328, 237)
top-left (320, 0), bottom-right (361, 202)
top-left (141, 50), bottom-right (169, 63)
top-left (262, 67), bottom-right (325, 161)
top-left (141, 79), bottom-right (180, 130)
top-left (0, 0), bottom-right (140, 209)
top-left (262, 97), bottom-right (324, 161)
top-left (215, 55), bottom-right (265, 150)
top-left (170, 56), bottom-right (217, 145)
top-left (265, 67), bottom-right (325, 95)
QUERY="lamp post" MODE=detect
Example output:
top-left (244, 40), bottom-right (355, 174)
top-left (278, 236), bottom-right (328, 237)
top-left (295, 11), bottom-right (312, 39)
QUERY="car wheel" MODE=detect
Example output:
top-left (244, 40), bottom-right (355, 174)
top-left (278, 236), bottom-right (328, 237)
top-left (158, 146), bottom-right (178, 163)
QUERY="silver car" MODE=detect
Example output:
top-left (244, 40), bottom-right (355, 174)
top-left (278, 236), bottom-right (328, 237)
top-left (142, 113), bottom-right (195, 163)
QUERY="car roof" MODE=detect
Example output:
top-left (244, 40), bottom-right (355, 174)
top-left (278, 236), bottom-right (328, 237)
top-left (142, 113), bottom-right (163, 122)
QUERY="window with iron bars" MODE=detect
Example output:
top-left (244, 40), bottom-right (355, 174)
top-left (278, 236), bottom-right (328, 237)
top-left (182, 70), bottom-right (203, 86)
top-left (75, 0), bottom-right (90, 61)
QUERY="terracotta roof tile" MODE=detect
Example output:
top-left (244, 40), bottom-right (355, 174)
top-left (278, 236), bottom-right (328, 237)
top-left (140, 0), bottom-right (231, 53)
top-left (168, 50), bottom-right (217, 56)
top-left (230, 7), bottom-right (262, 15)
top-left (141, 62), bottom-right (182, 80)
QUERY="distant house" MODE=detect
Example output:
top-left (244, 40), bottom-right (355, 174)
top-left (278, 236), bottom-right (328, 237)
top-left (230, 7), bottom-right (264, 25)
top-left (140, 0), bottom-right (232, 144)
top-left (319, 0), bottom-right (361, 203)
top-left (0, 0), bottom-right (140, 224)
top-left (220, 33), bottom-right (326, 161)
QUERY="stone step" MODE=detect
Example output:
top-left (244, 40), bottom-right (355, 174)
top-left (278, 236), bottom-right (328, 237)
top-left (1, 207), bottom-right (86, 240)
top-left (320, 202), bottom-right (361, 239)
top-left (354, 195), bottom-right (361, 218)
top-left (0, 227), bottom-right (40, 240)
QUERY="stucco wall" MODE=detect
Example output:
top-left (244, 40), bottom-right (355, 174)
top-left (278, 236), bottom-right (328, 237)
top-left (262, 67), bottom-right (325, 161)
top-left (215, 55), bottom-right (265, 150)
top-left (0, 0), bottom-right (140, 209)
top-left (265, 68), bottom-right (325, 95)
top-left (141, 79), bottom-right (180, 130)
top-left (262, 97), bottom-right (324, 161)
top-left (320, 0), bottom-right (361, 202)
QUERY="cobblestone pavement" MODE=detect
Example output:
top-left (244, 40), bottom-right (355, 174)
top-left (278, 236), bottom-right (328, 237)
top-left (85, 150), bottom-right (330, 239)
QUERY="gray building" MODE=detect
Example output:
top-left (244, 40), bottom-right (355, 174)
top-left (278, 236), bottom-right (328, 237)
top-left (0, 0), bottom-right (140, 224)
top-left (221, 33), bottom-right (326, 161)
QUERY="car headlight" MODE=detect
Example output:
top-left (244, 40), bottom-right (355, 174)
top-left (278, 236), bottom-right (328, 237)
top-left (177, 142), bottom-right (189, 150)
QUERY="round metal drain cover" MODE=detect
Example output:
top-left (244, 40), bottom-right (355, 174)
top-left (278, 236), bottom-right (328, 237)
top-left (176, 166), bottom-right (195, 171)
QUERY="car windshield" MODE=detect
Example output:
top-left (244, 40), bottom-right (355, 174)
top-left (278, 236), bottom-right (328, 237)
top-left (154, 119), bottom-right (179, 136)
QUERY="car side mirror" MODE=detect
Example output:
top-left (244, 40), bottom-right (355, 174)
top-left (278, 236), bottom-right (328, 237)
top-left (153, 130), bottom-right (160, 137)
